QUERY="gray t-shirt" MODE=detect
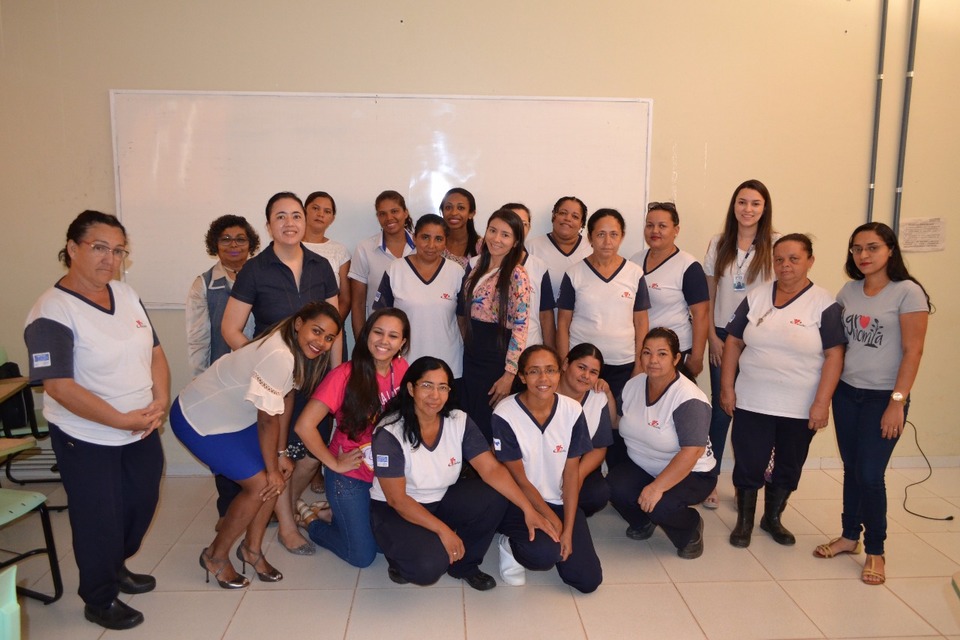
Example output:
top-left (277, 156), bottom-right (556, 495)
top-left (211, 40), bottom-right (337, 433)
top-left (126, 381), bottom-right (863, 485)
top-left (837, 279), bottom-right (928, 390)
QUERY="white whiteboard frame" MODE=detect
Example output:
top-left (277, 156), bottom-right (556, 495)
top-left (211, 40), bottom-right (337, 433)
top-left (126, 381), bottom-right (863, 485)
top-left (111, 90), bottom-right (652, 308)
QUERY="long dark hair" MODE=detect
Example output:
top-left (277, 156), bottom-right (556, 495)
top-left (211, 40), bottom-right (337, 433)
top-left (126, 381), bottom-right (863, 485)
top-left (378, 356), bottom-right (457, 449)
top-left (714, 179), bottom-right (775, 284)
top-left (462, 209), bottom-right (527, 349)
top-left (339, 308), bottom-right (411, 440)
top-left (440, 187), bottom-right (480, 258)
top-left (260, 301), bottom-right (342, 396)
top-left (643, 327), bottom-right (695, 382)
top-left (844, 222), bottom-right (932, 312)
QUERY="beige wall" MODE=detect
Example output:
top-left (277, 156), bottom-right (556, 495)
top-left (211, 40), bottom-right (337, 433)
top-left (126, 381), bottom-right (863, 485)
top-left (2, 1), bottom-right (957, 473)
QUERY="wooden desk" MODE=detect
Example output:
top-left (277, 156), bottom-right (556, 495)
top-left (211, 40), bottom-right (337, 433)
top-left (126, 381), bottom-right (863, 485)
top-left (0, 437), bottom-right (36, 458)
top-left (0, 377), bottom-right (29, 405)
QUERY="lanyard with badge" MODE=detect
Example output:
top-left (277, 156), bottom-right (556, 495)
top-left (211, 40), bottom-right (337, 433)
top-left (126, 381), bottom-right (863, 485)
top-left (733, 243), bottom-right (753, 292)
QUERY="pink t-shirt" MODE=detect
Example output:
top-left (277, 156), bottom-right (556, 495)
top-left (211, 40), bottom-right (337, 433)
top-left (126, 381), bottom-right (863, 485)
top-left (313, 357), bottom-right (409, 483)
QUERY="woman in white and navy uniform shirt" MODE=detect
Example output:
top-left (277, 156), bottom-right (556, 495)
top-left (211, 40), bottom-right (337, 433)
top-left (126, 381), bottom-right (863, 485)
top-left (557, 208), bottom-right (651, 399)
top-left (607, 328), bottom-right (716, 559)
top-left (370, 357), bottom-right (558, 590)
top-left (720, 234), bottom-right (845, 549)
top-left (491, 345), bottom-right (602, 593)
top-left (374, 214), bottom-right (465, 379)
top-left (631, 202), bottom-right (709, 378)
top-left (556, 343), bottom-right (615, 516)
top-left (24, 211), bottom-right (169, 631)
top-left (348, 190), bottom-right (415, 337)
top-left (526, 196), bottom-right (592, 304)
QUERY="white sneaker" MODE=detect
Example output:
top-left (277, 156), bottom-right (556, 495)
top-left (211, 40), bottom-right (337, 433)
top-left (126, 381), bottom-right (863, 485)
top-left (498, 534), bottom-right (526, 586)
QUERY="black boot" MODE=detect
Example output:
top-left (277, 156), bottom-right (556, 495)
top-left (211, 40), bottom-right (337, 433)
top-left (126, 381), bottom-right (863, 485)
top-left (760, 484), bottom-right (796, 545)
top-left (729, 488), bottom-right (757, 548)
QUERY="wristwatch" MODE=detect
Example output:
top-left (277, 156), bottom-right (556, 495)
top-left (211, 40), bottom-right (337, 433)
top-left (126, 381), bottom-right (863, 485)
top-left (890, 391), bottom-right (905, 403)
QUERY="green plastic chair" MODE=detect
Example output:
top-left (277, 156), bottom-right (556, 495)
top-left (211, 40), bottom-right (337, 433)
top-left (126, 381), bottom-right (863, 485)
top-left (0, 565), bottom-right (20, 640)
top-left (0, 489), bottom-right (62, 604)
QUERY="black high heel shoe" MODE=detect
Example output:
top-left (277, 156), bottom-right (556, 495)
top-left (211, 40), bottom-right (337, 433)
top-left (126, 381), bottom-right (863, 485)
top-left (236, 540), bottom-right (283, 582)
top-left (199, 548), bottom-right (249, 589)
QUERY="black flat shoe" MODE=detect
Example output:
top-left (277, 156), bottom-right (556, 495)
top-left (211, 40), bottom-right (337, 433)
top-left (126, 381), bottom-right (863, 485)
top-left (461, 570), bottom-right (497, 591)
top-left (387, 566), bottom-right (409, 584)
top-left (84, 598), bottom-right (144, 630)
top-left (677, 515), bottom-right (704, 560)
top-left (118, 565), bottom-right (156, 594)
top-left (626, 521), bottom-right (656, 540)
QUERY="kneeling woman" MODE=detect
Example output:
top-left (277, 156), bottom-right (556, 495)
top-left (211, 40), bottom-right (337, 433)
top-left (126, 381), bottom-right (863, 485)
top-left (608, 328), bottom-right (717, 559)
top-left (370, 357), bottom-right (559, 590)
top-left (293, 308), bottom-right (410, 568)
top-left (556, 343), bottom-right (616, 516)
top-left (491, 345), bottom-right (602, 593)
top-left (172, 302), bottom-right (341, 588)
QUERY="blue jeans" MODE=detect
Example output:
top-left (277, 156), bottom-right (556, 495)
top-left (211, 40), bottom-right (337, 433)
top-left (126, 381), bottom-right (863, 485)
top-left (307, 468), bottom-right (377, 568)
top-left (832, 380), bottom-right (906, 556)
top-left (708, 326), bottom-right (732, 466)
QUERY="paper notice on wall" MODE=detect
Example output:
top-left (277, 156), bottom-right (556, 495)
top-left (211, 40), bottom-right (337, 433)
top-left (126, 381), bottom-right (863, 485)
top-left (900, 217), bottom-right (945, 252)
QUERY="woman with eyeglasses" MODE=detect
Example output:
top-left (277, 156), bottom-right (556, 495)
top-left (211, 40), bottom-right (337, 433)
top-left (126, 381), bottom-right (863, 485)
top-left (186, 214), bottom-right (261, 531)
top-left (812, 223), bottom-right (931, 586)
top-left (701, 179), bottom-right (779, 509)
top-left (631, 202), bottom-right (709, 379)
top-left (491, 345), bottom-right (602, 593)
top-left (720, 234), bottom-right (845, 549)
top-left (526, 196), bottom-right (593, 303)
top-left (607, 328), bottom-right (716, 560)
top-left (369, 356), bottom-right (559, 590)
top-left (25, 211), bottom-right (170, 630)
top-left (221, 191), bottom-right (342, 556)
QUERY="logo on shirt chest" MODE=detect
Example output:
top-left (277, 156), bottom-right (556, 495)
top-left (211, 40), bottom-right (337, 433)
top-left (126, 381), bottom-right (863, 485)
top-left (447, 456), bottom-right (460, 467)
top-left (440, 293), bottom-right (452, 301)
top-left (648, 419), bottom-right (660, 428)
top-left (844, 313), bottom-right (883, 348)
top-left (620, 291), bottom-right (633, 299)
top-left (553, 444), bottom-right (567, 454)
top-left (649, 282), bottom-right (661, 290)
top-left (135, 320), bottom-right (148, 329)
top-left (789, 318), bottom-right (806, 327)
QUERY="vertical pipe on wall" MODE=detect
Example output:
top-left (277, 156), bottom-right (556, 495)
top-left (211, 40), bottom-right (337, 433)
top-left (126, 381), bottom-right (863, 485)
top-left (892, 0), bottom-right (921, 233)
top-left (866, 0), bottom-right (889, 222)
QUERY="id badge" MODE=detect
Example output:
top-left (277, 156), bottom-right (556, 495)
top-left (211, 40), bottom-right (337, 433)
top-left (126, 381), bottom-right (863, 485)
top-left (733, 273), bottom-right (746, 291)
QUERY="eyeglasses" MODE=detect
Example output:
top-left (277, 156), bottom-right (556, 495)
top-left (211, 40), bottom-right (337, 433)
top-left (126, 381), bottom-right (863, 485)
top-left (415, 381), bottom-right (451, 394)
top-left (218, 236), bottom-right (249, 246)
top-left (849, 243), bottom-right (886, 255)
top-left (647, 202), bottom-right (678, 214)
top-left (82, 242), bottom-right (129, 260)
top-left (524, 367), bottom-right (560, 377)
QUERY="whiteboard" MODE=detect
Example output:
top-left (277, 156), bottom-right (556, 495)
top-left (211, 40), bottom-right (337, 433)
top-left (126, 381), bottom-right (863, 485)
top-left (111, 91), bottom-right (651, 307)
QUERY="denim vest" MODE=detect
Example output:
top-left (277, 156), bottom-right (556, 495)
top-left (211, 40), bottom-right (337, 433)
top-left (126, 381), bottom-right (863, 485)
top-left (202, 267), bottom-right (234, 365)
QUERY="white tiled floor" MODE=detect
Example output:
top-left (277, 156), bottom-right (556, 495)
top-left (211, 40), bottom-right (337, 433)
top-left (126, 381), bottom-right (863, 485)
top-left (3, 468), bottom-right (960, 639)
